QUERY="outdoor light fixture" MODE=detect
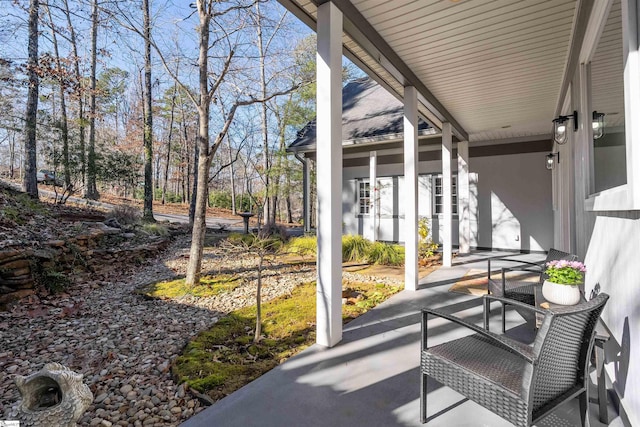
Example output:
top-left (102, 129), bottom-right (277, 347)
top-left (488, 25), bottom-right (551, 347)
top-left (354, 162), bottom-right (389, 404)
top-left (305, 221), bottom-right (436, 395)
top-left (592, 111), bottom-right (605, 140)
top-left (546, 152), bottom-right (560, 170)
top-left (552, 111), bottom-right (578, 145)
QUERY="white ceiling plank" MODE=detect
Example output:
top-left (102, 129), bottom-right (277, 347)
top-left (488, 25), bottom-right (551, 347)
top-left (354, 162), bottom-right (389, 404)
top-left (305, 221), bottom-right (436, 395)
top-left (280, 0), bottom-right (589, 141)
top-left (377, 1), bottom-right (575, 42)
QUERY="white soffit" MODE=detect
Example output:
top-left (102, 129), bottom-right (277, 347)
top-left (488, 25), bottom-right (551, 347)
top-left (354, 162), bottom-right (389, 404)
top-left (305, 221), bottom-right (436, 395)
top-left (287, 0), bottom-right (580, 143)
top-left (351, 0), bottom-right (578, 142)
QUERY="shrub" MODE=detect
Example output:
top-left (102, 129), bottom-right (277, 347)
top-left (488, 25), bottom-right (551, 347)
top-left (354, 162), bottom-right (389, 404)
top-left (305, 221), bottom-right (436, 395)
top-left (367, 242), bottom-right (405, 266)
top-left (107, 204), bottom-right (140, 225)
top-left (418, 217), bottom-right (439, 258)
top-left (284, 236), bottom-right (317, 257)
top-left (154, 188), bottom-right (182, 203)
top-left (342, 235), bottom-right (371, 262)
top-left (227, 232), bottom-right (257, 246)
top-left (235, 195), bottom-right (252, 213)
top-left (1, 206), bottom-right (23, 225)
top-left (31, 262), bottom-right (71, 293)
top-left (142, 223), bottom-right (169, 236)
top-left (209, 190), bottom-right (233, 209)
top-left (258, 223), bottom-right (289, 243)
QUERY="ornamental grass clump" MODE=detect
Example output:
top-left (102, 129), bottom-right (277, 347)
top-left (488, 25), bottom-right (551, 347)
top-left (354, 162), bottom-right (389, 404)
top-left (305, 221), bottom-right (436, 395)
top-left (545, 260), bottom-right (586, 285)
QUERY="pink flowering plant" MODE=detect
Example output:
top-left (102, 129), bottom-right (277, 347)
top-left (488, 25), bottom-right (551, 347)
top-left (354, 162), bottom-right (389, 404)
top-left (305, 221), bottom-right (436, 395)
top-left (545, 260), bottom-right (586, 285)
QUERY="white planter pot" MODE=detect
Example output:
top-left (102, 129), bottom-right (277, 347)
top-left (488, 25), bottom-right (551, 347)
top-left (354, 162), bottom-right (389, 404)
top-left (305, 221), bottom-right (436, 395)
top-left (542, 280), bottom-right (581, 306)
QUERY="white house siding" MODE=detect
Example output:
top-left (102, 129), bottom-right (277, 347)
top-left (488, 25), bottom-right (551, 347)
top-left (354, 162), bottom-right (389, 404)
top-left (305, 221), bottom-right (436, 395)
top-left (341, 150), bottom-right (552, 252)
top-left (584, 211), bottom-right (640, 426)
top-left (470, 151), bottom-right (553, 252)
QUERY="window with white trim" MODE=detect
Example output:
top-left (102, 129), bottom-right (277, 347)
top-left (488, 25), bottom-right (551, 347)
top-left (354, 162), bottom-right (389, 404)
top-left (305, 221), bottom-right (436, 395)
top-left (433, 175), bottom-right (457, 215)
top-left (358, 180), bottom-right (370, 215)
top-left (589, 0), bottom-right (626, 194)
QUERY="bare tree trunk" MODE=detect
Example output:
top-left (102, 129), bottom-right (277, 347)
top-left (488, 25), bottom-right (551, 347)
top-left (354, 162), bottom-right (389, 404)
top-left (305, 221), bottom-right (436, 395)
top-left (271, 112), bottom-right (287, 224)
top-left (142, 0), bottom-right (154, 221)
top-left (179, 97), bottom-right (188, 203)
top-left (254, 254), bottom-right (263, 342)
top-left (255, 5), bottom-right (270, 225)
top-left (227, 135), bottom-right (236, 214)
top-left (85, 0), bottom-right (99, 200)
top-left (189, 141), bottom-right (199, 224)
top-left (187, 125), bottom-right (192, 204)
top-left (162, 79), bottom-right (177, 204)
top-left (181, 158), bottom-right (186, 203)
top-left (9, 132), bottom-right (16, 179)
top-left (185, 0), bottom-right (212, 286)
top-left (181, 1), bottom-right (297, 285)
top-left (46, 4), bottom-right (71, 190)
top-left (23, 0), bottom-right (39, 199)
top-left (62, 0), bottom-right (85, 188)
top-left (286, 193), bottom-right (293, 223)
top-left (154, 155), bottom-right (160, 190)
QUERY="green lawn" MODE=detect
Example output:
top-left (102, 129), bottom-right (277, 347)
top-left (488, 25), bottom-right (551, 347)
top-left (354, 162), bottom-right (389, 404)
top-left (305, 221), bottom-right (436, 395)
top-left (172, 280), bottom-right (401, 402)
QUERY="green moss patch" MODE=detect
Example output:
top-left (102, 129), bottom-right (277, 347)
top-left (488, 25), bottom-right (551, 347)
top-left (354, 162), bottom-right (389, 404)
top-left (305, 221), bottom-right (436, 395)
top-left (140, 275), bottom-right (241, 299)
top-left (173, 280), bottom-right (401, 401)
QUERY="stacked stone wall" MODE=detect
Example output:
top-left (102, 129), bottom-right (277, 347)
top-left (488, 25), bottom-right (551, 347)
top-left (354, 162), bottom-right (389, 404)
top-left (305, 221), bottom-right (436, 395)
top-left (0, 228), bottom-right (170, 308)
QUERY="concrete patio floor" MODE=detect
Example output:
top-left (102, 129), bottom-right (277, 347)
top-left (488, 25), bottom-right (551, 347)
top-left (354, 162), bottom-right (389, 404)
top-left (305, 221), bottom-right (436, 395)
top-left (182, 251), bottom-right (623, 427)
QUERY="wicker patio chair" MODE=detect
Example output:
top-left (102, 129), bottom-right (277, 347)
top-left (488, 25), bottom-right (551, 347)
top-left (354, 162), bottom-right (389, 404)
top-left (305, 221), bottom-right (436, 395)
top-left (420, 293), bottom-right (609, 426)
top-left (487, 248), bottom-right (577, 332)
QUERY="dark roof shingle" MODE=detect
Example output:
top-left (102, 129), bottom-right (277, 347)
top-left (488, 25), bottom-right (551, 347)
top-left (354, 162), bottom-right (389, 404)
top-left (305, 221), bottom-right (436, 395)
top-left (289, 78), bottom-right (431, 152)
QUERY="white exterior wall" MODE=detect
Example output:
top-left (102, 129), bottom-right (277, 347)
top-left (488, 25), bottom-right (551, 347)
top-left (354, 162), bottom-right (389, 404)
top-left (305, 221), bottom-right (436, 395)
top-left (470, 151), bottom-right (553, 251)
top-left (342, 150), bottom-right (552, 251)
top-left (570, 1), bottom-right (640, 419)
top-left (584, 212), bottom-right (640, 426)
top-left (565, 1), bottom-right (640, 420)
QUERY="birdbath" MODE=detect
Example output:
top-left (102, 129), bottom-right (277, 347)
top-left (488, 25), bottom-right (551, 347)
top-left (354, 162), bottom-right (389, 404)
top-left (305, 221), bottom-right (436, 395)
top-left (238, 212), bottom-right (254, 234)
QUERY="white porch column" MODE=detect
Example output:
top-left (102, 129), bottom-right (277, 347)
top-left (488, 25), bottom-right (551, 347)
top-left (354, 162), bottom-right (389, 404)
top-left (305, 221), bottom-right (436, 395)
top-left (404, 86), bottom-right (419, 291)
top-left (303, 157), bottom-right (311, 233)
top-left (369, 151), bottom-right (378, 241)
top-left (623, 0), bottom-right (640, 208)
top-left (457, 140), bottom-right (470, 254)
top-left (316, 1), bottom-right (342, 348)
top-left (442, 122), bottom-right (453, 267)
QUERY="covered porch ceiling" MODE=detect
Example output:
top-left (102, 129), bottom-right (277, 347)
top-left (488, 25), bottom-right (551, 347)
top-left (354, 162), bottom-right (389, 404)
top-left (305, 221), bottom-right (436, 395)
top-left (278, 0), bottom-right (584, 143)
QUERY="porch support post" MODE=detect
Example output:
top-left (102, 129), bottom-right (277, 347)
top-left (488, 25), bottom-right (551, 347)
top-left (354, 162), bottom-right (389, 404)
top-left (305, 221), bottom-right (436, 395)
top-left (404, 86), bottom-right (419, 291)
top-left (315, 1), bottom-right (342, 347)
top-left (442, 122), bottom-right (453, 267)
top-left (303, 157), bottom-right (311, 233)
top-left (457, 140), bottom-right (470, 254)
top-left (623, 0), bottom-right (640, 208)
top-left (369, 151), bottom-right (378, 241)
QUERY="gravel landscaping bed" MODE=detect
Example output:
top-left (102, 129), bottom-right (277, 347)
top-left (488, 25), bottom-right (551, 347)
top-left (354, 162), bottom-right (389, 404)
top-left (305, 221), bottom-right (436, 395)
top-left (0, 233), bottom-right (406, 426)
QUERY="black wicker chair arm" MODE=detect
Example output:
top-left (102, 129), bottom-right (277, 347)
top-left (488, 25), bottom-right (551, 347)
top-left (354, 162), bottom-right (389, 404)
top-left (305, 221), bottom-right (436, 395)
top-left (488, 258), bottom-right (543, 271)
top-left (499, 259), bottom-right (543, 268)
top-left (500, 265), bottom-right (543, 274)
top-left (421, 307), bottom-right (536, 363)
top-left (483, 294), bottom-right (548, 315)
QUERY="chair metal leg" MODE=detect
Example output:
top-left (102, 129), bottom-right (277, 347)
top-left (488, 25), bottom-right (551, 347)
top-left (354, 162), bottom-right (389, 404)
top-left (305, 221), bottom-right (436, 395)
top-left (594, 339), bottom-right (608, 423)
top-left (501, 302), bottom-right (506, 333)
top-left (579, 390), bottom-right (589, 427)
top-left (420, 373), bottom-right (427, 423)
top-left (483, 297), bottom-right (490, 331)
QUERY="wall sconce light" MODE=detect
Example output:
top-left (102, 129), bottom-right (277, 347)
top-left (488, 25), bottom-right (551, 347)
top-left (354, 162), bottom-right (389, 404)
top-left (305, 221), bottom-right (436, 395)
top-left (552, 111), bottom-right (578, 145)
top-left (546, 152), bottom-right (560, 170)
top-left (592, 111), bottom-right (605, 140)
